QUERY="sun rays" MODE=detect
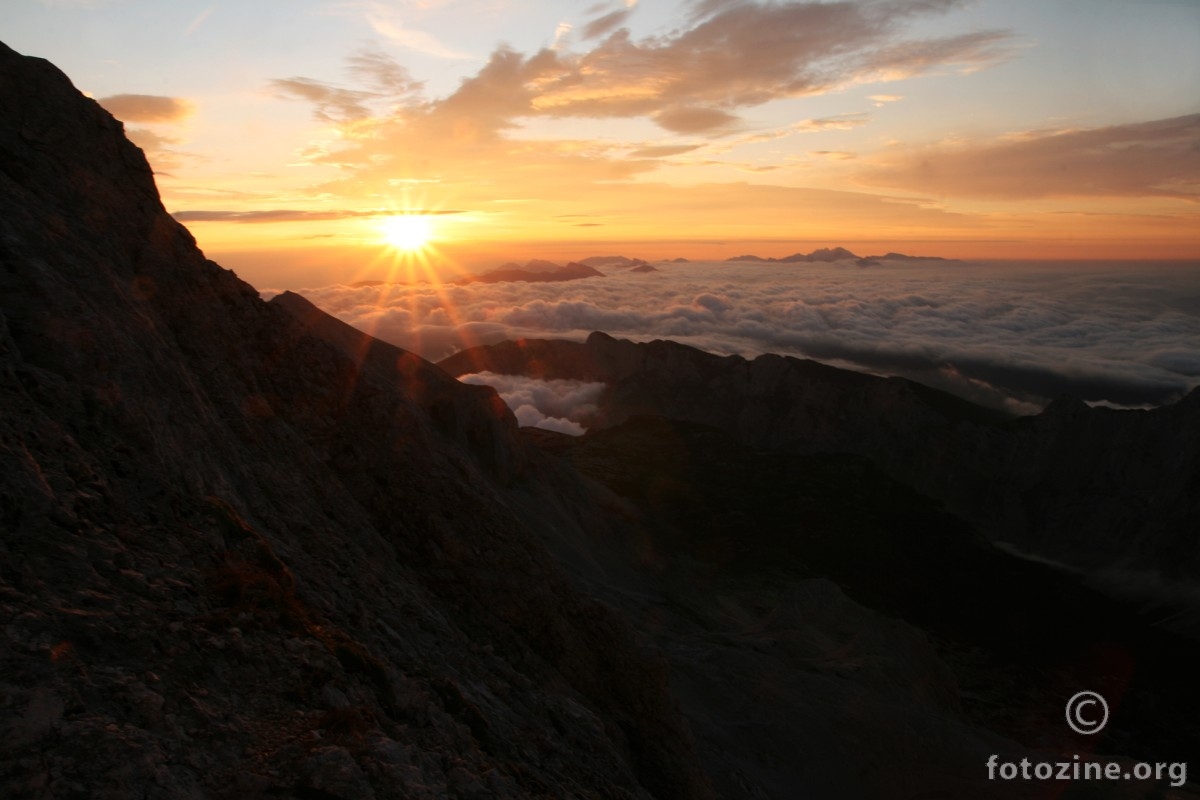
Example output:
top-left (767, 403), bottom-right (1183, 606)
top-left (379, 214), bottom-right (434, 253)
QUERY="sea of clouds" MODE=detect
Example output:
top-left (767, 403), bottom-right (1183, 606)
top-left (458, 372), bottom-right (605, 435)
top-left (269, 259), bottom-right (1200, 423)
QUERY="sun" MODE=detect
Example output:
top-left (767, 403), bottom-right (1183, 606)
top-left (379, 214), bottom-right (434, 252)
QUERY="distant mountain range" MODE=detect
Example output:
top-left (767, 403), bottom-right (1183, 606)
top-left (466, 256), bottom-right (661, 281)
top-left (727, 247), bottom-right (952, 265)
top-left (350, 250), bottom-right (949, 289)
top-left (461, 259), bottom-right (604, 283)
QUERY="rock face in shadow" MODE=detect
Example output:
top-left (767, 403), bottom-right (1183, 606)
top-left (440, 333), bottom-right (1200, 591)
top-left (0, 41), bottom-right (711, 800)
top-left (530, 417), bottom-right (1200, 780)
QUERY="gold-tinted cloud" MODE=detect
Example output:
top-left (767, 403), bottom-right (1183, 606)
top-left (859, 114), bottom-right (1200, 200)
top-left (256, 0), bottom-right (1018, 219)
top-left (582, 8), bottom-right (635, 39)
top-left (173, 209), bottom-right (465, 223)
top-left (269, 78), bottom-right (379, 123)
top-left (654, 106), bottom-right (740, 134)
top-left (98, 93), bottom-right (193, 123)
top-left (276, 0), bottom-right (1014, 142)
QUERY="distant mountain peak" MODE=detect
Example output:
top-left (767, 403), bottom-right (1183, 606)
top-left (727, 247), bottom-right (861, 263)
top-left (463, 260), bottom-right (604, 284)
top-left (726, 247), bottom-right (951, 265)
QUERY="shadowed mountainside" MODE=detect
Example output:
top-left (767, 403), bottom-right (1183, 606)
top-left (522, 416), bottom-right (1200, 772)
top-left (440, 333), bottom-right (1200, 593)
top-left (0, 41), bottom-right (711, 800)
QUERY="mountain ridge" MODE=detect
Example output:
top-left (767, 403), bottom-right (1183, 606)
top-left (725, 247), bottom-right (952, 263)
top-left (440, 332), bottom-right (1200, 591)
top-left (0, 39), bottom-right (712, 800)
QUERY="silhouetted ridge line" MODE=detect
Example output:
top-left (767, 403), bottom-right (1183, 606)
top-left (441, 332), bottom-right (1200, 589)
top-left (0, 39), bottom-right (713, 800)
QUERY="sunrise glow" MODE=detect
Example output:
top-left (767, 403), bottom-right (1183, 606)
top-left (4, 0), bottom-right (1196, 288)
top-left (379, 215), bottom-right (435, 254)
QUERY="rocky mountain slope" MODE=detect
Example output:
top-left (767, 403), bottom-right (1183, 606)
top-left (0, 41), bottom-right (711, 800)
top-left (439, 333), bottom-right (1200, 598)
top-left (524, 417), bottom-right (1199, 772)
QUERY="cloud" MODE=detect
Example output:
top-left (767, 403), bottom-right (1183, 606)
top-left (172, 208), bottom-right (464, 223)
top-left (857, 30), bottom-right (1015, 80)
top-left (654, 107), bottom-right (740, 134)
top-left (513, 2), bottom-right (1012, 129)
top-left (271, 0), bottom-right (1016, 182)
top-left (361, 2), bottom-right (472, 59)
top-left (553, 22), bottom-right (573, 49)
top-left (859, 114), bottom-right (1200, 200)
top-left (124, 127), bottom-right (194, 173)
top-left (583, 8), bottom-right (635, 39)
top-left (185, 7), bottom-right (214, 36)
top-left (793, 113), bottom-right (872, 132)
top-left (459, 372), bottom-right (606, 434)
top-left (269, 78), bottom-right (379, 123)
top-left (293, 260), bottom-right (1200, 410)
top-left (628, 144), bottom-right (703, 158)
top-left (97, 94), bottom-right (193, 123)
top-left (345, 48), bottom-right (425, 96)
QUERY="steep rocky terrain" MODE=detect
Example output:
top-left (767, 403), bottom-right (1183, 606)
top-left (440, 333), bottom-right (1200, 596)
top-left (524, 418), bottom-right (1199, 771)
top-left (0, 41), bottom-right (710, 800)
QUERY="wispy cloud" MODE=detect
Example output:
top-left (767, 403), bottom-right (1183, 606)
top-left (582, 7), bottom-right (636, 39)
top-left (173, 208), bottom-right (465, 223)
top-left (859, 114), bottom-right (1200, 200)
top-left (794, 113), bottom-right (872, 132)
top-left (269, 78), bottom-right (379, 123)
top-left (360, 2), bottom-right (473, 59)
top-left (628, 144), bottom-right (704, 158)
top-left (553, 21), bottom-right (573, 49)
top-left (515, 1), bottom-right (1012, 130)
top-left (185, 6), bottom-right (214, 37)
top-left (271, 0), bottom-right (1015, 178)
top-left (98, 94), bottom-right (194, 123)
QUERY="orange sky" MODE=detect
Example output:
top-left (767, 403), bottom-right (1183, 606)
top-left (6, 0), bottom-right (1199, 287)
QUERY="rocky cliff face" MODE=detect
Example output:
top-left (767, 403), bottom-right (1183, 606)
top-left (0, 41), bottom-right (711, 800)
top-left (440, 333), bottom-right (1200, 593)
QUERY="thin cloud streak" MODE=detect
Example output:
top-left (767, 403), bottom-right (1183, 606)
top-left (860, 114), bottom-right (1200, 200)
top-left (98, 94), bottom-right (194, 123)
top-left (174, 208), bottom-right (465, 223)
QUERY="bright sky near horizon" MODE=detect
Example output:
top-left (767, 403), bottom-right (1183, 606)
top-left (4, 0), bottom-right (1199, 286)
